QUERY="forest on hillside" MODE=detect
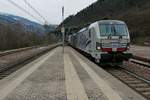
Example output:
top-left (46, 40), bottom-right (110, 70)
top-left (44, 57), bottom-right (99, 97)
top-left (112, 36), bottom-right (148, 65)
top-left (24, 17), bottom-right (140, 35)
top-left (62, 0), bottom-right (150, 45)
top-left (0, 23), bottom-right (58, 51)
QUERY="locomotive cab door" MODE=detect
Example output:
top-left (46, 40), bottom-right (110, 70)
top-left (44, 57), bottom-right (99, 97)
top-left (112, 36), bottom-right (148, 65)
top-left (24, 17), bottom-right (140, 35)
top-left (88, 28), bottom-right (96, 55)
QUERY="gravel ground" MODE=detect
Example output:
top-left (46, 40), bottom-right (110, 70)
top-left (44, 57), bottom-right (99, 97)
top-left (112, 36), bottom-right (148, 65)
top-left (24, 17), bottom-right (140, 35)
top-left (118, 45), bottom-right (150, 81)
top-left (130, 45), bottom-right (150, 60)
top-left (0, 45), bottom-right (58, 72)
top-left (122, 62), bottom-right (150, 81)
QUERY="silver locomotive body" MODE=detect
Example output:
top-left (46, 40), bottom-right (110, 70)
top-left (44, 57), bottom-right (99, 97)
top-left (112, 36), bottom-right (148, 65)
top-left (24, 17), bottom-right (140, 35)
top-left (69, 20), bottom-right (132, 64)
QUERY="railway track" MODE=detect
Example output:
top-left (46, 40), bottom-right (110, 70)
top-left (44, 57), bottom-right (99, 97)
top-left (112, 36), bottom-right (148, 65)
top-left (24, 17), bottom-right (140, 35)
top-left (0, 44), bottom-right (60, 80)
top-left (0, 46), bottom-right (40, 57)
top-left (74, 47), bottom-right (150, 99)
top-left (133, 55), bottom-right (150, 64)
top-left (130, 59), bottom-right (150, 68)
top-left (105, 66), bottom-right (150, 100)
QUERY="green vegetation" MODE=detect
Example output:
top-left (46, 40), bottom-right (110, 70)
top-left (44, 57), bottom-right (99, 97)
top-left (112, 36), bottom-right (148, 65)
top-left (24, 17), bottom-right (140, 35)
top-left (61, 0), bottom-right (150, 46)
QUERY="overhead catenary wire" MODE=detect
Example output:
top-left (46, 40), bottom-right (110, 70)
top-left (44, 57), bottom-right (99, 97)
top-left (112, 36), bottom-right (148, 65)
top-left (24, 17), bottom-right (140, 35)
top-left (23, 0), bottom-right (48, 24)
top-left (7, 0), bottom-right (44, 24)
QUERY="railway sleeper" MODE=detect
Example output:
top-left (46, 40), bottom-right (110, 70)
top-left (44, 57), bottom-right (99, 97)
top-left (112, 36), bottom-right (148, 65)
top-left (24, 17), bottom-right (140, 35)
top-left (136, 87), bottom-right (150, 92)
top-left (108, 72), bottom-right (127, 76)
top-left (130, 83), bottom-right (150, 88)
top-left (124, 80), bottom-right (143, 84)
top-left (118, 76), bottom-right (132, 79)
top-left (121, 77), bottom-right (137, 81)
top-left (142, 92), bottom-right (150, 96)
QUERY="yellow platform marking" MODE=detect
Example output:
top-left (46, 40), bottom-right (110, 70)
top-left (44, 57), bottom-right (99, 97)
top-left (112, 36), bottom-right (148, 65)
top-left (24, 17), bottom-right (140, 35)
top-left (64, 54), bottom-right (89, 100)
top-left (71, 50), bottom-right (123, 100)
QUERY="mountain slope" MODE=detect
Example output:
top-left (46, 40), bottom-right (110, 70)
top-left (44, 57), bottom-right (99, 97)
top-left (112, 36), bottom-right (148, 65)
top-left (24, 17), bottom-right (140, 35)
top-left (0, 13), bottom-right (57, 50)
top-left (0, 13), bottom-right (46, 36)
top-left (61, 0), bottom-right (150, 45)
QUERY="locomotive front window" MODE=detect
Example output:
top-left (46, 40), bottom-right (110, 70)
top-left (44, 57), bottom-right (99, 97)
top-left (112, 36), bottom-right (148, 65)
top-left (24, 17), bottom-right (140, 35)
top-left (99, 24), bottom-right (128, 36)
top-left (113, 24), bottom-right (128, 36)
top-left (99, 24), bottom-right (112, 36)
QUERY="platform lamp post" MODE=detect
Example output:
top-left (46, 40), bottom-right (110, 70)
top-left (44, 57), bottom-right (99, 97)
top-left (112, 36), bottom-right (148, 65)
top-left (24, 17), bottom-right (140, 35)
top-left (61, 6), bottom-right (65, 53)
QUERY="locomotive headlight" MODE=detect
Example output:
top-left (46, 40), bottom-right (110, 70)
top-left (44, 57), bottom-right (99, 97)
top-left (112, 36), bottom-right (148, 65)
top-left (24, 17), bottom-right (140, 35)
top-left (97, 47), bottom-right (101, 50)
top-left (96, 42), bottom-right (102, 50)
top-left (127, 43), bottom-right (130, 50)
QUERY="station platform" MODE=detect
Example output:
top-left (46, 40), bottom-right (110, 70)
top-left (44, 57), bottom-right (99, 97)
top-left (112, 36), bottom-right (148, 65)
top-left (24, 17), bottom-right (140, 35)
top-left (0, 46), bottom-right (146, 100)
top-left (130, 45), bottom-right (150, 60)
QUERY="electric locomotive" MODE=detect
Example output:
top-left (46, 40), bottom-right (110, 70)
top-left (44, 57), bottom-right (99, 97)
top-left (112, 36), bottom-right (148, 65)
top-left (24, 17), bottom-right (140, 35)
top-left (69, 20), bottom-right (132, 65)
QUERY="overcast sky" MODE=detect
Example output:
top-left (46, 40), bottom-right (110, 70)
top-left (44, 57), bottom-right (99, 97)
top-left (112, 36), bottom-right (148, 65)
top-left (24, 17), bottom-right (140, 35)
top-left (0, 0), bottom-right (97, 25)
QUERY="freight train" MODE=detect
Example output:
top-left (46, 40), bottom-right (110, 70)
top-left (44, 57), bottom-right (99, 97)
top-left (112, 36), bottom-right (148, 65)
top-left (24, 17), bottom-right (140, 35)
top-left (68, 20), bottom-right (132, 65)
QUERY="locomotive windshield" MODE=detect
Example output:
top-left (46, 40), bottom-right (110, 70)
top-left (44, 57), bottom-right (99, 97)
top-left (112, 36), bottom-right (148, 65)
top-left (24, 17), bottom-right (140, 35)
top-left (99, 24), bottom-right (128, 36)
